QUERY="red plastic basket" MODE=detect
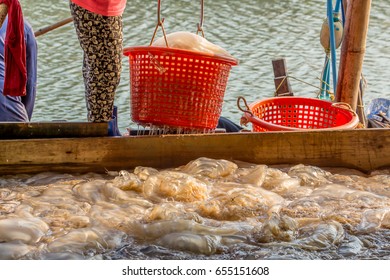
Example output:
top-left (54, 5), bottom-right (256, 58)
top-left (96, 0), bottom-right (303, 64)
top-left (240, 96), bottom-right (359, 132)
top-left (123, 46), bottom-right (238, 131)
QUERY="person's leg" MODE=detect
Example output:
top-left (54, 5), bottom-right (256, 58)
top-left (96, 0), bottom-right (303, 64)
top-left (70, 2), bottom-right (123, 122)
top-left (0, 95), bottom-right (29, 122)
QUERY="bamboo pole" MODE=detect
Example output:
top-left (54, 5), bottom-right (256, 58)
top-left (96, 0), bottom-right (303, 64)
top-left (0, 3), bottom-right (72, 37)
top-left (34, 17), bottom-right (73, 37)
top-left (336, 0), bottom-right (371, 110)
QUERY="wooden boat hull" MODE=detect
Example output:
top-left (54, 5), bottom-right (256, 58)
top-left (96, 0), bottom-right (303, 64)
top-left (1, 128), bottom-right (389, 175)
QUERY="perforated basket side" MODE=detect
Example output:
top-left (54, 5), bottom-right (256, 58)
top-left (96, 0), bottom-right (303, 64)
top-left (125, 46), bottom-right (237, 130)
top-left (245, 97), bottom-right (359, 132)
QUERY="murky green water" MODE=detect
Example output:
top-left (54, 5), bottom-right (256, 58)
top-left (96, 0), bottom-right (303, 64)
top-left (19, 0), bottom-right (390, 131)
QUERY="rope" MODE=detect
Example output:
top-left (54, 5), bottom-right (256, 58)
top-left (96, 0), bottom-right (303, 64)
top-left (273, 76), bottom-right (288, 96)
top-left (316, 77), bottom-right (335, 101)
top-left (320, 53), bottom-right (331, 100)
top-left (273, 75), bottom-right (335, 101)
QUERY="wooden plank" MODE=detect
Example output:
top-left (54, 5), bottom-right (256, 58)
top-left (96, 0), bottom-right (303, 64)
top-left (0, 122), bottom-right (108, 139)
top-left (0, 129), bottom-right (389, 175)
top-left (272, 58), bottom-right (293, 96)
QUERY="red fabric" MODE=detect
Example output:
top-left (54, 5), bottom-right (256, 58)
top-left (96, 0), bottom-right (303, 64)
top-left (0, 0), bottom-right (26, 96)
top-left (70, 0), bottom-right (127, 16)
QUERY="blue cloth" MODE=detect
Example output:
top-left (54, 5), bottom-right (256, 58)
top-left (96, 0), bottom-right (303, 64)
top-left (366, 98), bottom-right (390, 120)
top-left (217, 116), bottom-right (242, 132)
top-left (0, 17), bottom-right (37, 121)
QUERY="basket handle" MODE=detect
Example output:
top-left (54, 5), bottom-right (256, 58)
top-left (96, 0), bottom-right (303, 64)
top-left (332, 102), bottom-right (358, 116)
top-left (149, 0), bottom-right (206, 46)
top-left (237, 96), bottom-right (254, 127)
top-left (237, 96), bottom-right (253, 115)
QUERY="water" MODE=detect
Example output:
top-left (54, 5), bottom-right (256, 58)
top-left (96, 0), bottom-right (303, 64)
top-left (19, 0), bottom-right (390, 132)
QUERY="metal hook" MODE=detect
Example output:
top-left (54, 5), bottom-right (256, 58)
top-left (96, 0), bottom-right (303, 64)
top-left (150, 0), bottom-right (169, 47)
top-left (156, 0), bottom-right (162, 24)
top-left (150, 0), bottom-right (206, 45)
top-left (197, 0), bottom-right (205, 37)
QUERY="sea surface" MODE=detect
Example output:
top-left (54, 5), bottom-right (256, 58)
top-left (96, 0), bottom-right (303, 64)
top-left (19, 0), bottom-right (390, 132)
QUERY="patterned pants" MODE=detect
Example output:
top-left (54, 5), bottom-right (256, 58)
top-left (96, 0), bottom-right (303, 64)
top-left (70, 2), bottom-right (123, 122)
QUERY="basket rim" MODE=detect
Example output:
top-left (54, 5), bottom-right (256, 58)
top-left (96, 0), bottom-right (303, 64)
top-left (123, 45), bottom-right (238, 66)
top-left (243, 96), bottom-right (360, 131)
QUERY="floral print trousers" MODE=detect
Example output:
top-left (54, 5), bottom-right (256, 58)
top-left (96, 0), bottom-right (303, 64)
top-left (70, 2), bottom-right (123, 122)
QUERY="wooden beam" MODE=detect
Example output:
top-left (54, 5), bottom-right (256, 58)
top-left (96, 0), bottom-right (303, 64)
top-left (272, 58), bottom-right (293, 96)
top-left (0, 129), bottom-right (389, 175)
top-left (0, 122), bottom-right (108, 139)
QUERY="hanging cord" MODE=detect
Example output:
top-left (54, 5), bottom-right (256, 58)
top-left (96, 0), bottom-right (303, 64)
top-left (319, 52), bottom-right (331, 100)
top-left (356, 73), bottom-right (368, 127)
top-left (316, 76), bottom-right (335, 101)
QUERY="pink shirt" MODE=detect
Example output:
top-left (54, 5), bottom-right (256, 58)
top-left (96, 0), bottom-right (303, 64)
top-left (70, 0), bottom-right (127, 16)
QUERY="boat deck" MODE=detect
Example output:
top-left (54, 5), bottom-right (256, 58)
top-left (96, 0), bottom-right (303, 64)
top-left (1, 122), bottom-right (389, 175)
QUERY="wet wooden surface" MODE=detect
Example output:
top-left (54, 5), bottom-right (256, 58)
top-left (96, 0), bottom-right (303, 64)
top-left (0, 122), bottom-right (108, 139)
